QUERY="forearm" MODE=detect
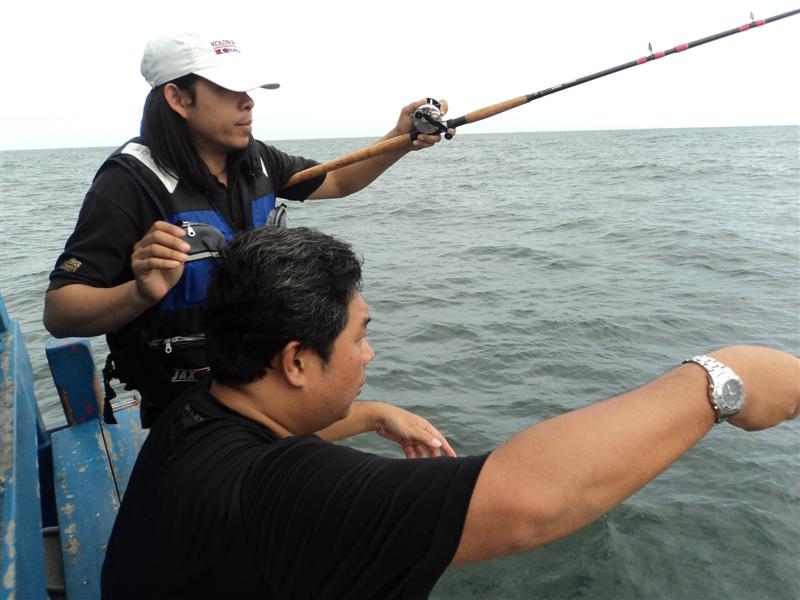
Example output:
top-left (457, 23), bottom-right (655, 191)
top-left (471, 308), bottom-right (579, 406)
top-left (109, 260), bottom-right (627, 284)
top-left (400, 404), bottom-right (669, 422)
top-left (315, 400), bottom-right (382, 441)
top-left (307, 129), bottom-right (410, 199)
top-left (44, 282), bottom-right (156, 337)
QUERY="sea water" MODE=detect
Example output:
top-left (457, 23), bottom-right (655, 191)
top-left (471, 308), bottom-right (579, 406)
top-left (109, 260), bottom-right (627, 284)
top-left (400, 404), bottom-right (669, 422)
top-left (1, 126), bottom-right (798, 599)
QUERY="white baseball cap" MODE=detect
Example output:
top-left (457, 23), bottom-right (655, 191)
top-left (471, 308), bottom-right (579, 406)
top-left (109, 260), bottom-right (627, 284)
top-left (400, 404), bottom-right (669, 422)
top-left (141, 33), bottom-right (280, 92)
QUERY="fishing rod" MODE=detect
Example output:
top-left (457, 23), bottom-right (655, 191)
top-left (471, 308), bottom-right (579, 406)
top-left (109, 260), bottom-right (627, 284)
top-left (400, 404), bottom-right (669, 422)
top-left (283, 8), bottom-right (800, 189)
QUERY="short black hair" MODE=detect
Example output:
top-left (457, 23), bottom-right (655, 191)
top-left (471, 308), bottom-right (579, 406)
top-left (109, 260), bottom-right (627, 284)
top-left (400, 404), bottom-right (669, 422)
top-left (205, 227), bottom-right (363, 384)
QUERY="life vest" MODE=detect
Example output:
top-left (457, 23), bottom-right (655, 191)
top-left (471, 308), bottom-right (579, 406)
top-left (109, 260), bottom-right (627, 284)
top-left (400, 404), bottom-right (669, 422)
top-left (101, 138), bottom-right (280, 426)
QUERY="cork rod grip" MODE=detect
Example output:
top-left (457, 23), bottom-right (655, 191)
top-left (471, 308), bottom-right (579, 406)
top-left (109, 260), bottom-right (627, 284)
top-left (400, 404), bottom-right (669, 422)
top-left (282, 133), bottom-right (416, 189)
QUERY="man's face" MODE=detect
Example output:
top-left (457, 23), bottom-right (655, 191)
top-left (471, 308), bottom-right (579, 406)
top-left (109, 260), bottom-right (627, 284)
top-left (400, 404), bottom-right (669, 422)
top-left (181, 78), bottom-right (254, 157)
top-left (309, 293), bottom-right (375, 420)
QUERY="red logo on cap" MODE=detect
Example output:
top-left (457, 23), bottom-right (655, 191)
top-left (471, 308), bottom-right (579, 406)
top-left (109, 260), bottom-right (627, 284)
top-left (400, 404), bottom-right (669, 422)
top-left (210, 40), bottom-right (240, 55)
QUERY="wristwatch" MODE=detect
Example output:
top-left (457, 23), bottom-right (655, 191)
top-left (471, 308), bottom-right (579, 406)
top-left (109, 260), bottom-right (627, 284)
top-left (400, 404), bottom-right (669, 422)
top-left (682, 355), bottom-right (745, 423)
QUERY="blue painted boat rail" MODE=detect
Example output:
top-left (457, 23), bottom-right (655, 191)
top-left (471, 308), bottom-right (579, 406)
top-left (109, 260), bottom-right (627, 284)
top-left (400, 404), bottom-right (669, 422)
top-left (0, 293), bottom-right (148, 599)
top-left (1, 293), bottom-right (50, 599)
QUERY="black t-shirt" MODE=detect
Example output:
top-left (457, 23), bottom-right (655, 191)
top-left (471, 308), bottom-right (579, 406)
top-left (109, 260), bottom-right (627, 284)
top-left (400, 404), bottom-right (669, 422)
top-left (101, 385), bottom-right (489, 599)
top-left (49, 141), bottom-right (323, 291)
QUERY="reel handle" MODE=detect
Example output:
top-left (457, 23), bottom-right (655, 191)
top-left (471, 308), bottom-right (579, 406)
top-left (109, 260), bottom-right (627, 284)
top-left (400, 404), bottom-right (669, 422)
top-left (412, 98), bottom-right (453, 138)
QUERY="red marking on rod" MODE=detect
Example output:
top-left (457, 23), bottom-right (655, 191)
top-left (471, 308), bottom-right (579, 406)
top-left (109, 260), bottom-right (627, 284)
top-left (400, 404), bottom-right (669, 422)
top-left (675, 43), bottom-right (689, 52)
top-left (739, 23), bottom-right (751, 31)
top-left (755, 19), bottom-right (766, 26)
top-left (654, 51), bottom-right (666, 59)
top-left (637, 57), bottom-right (648, 64)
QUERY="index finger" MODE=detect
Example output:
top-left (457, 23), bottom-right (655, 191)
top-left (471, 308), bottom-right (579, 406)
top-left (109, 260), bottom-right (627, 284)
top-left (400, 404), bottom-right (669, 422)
top-left (427, 424), bottom-right (457, 457)
top-left (405, 98), bottom-right (430, 112)
top-left (148, 220), bottom-right (187, 238)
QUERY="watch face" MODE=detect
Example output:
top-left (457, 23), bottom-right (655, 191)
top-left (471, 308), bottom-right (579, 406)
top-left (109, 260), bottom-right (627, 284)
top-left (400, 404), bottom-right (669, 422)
top-left (719, 378), bottom-right (744, 414)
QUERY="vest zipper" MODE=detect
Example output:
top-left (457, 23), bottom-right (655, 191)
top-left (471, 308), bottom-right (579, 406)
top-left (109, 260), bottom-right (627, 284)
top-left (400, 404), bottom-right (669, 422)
top-left (148, 335), bottom-right (206, 354)
top-left (181, 221), bottom-right (196, 237)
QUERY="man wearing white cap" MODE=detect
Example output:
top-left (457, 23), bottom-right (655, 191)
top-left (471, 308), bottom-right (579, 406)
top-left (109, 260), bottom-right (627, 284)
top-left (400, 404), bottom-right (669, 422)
top-left (43, 32), bottom-right (453, 431)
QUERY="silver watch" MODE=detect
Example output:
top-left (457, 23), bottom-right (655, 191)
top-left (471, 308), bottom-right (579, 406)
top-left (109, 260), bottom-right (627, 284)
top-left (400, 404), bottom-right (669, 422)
top-left (682, 355), bottom-right (745, 423)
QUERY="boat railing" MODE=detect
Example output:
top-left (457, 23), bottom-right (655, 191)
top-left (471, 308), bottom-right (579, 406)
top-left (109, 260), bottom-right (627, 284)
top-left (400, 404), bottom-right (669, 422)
top-left (1, 294), bottom-right (52, 598)
top-left (0, 293), bottom-right (148, 599)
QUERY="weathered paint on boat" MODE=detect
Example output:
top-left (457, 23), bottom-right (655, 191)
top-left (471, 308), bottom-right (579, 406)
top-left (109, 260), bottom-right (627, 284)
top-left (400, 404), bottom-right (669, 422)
top-left (0, 293), bottom-right (146, 599)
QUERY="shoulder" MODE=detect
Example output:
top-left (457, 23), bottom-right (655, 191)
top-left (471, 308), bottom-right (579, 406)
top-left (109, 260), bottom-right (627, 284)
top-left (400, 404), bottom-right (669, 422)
top-left (60, 149), bottom-right (159, 235)
top-left (81, 141), bottom-right (170, 222)
top-left (127, 387), bottom-right (276, 492)
top-left (253, 139), bottom-right (319, 171)
top-left (81, 163), bottom-right (160, 229)
top-left (92, 159), bottom-right (142, 194)
top-left (253, 140), bottom-right (325, 200)
top-left (91, 141), bottom-right (154, 200)
top-left (238, 444), bottom-right (489, 597)
top-left (253, 140), bottom-right (292, 170)
top-left (252, 139), bottom-right (282, 160)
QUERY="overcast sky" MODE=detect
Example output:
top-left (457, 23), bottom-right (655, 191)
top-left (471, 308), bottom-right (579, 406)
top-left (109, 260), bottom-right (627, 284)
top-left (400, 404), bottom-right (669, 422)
top-left (1, 0), bottom-right (798, 151)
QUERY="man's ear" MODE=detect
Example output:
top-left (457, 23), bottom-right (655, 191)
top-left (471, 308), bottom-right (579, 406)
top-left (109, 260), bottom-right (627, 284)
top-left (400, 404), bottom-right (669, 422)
top-left (280, 341), bottom-right (307, 388)
top-left (163, 83), bottom-right (192, 119)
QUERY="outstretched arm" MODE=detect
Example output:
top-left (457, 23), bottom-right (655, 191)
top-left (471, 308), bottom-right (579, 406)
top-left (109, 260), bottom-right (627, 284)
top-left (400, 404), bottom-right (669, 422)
top-left (44, 221), bottom-right (189, 337)
top-left (451, 345), bottom-right (799, 566)
top-left (315, 400), bottom-right (456, 458)
top-left (306, 98), bottom-right (453, 199)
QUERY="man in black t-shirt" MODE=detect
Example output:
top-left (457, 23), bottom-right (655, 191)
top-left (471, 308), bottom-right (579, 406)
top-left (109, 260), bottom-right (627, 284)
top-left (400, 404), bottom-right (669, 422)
top-left (102, 227), bottom-right (799, 598)
top-left (102, 381), bottom-right (486, 599)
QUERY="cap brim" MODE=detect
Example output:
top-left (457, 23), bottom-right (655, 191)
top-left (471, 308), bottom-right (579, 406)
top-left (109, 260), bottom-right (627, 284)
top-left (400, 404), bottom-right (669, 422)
top-left (195, 57), bottom-right (279, 92)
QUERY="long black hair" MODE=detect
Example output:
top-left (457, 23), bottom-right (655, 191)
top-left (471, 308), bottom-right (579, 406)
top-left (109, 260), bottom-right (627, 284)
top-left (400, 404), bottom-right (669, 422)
top-left (139, 74), bottom-right (217, 192)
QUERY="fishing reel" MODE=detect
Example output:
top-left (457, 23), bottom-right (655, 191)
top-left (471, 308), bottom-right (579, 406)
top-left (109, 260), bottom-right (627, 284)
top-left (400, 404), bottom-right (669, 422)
top-left (412, 98), bottom-right (453, 140)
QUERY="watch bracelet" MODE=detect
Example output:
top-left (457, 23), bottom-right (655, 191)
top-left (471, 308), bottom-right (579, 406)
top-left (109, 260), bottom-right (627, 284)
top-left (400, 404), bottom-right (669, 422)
top-left (682, 355), bottom-right (726, 423)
